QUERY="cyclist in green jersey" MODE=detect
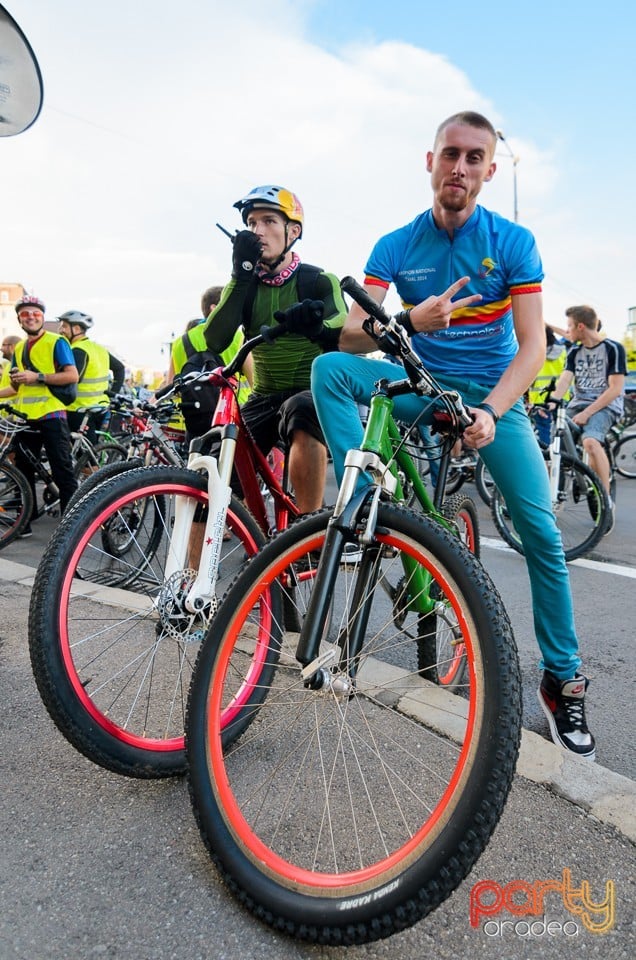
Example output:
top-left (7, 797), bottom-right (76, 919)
top-left (204, 185), bottom-right (346, 513)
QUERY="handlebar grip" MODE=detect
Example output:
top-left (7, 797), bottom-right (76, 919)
top-left (154, 382), bottom-right (174, 401)
top-left (260, 322), bottom-right (288, 344)
top-left (0, 402), bottom-right (28, 420)
top-left (340, 276), bottom-right (391, 325)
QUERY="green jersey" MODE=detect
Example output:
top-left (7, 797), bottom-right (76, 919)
top-left (204, 263), bottom-right (346, 395)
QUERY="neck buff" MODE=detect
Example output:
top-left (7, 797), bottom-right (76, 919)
top-left (257, 252), bottom-right (301, 287)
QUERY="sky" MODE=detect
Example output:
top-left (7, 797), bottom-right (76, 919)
top-left (1, 0), bottom-right (634, 375)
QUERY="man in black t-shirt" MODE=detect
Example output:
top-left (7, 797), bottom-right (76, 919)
top-left (551, 305), bottom-right (626, 525)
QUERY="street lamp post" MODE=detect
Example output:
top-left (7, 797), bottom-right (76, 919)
top-left (496, 129), bottom-right (519, 223)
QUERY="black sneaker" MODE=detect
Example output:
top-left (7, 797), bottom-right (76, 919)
top-left (603, 499), bottom-right (615, 537)
top-left (18, 525), bottom-right (33, 539)
top-left (538, 671), bottom-right (596, 760)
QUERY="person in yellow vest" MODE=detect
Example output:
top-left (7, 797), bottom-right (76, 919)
top-left (57, 310), bottom-right (125, 445)
top-left (166, 285), bottom-right (251, 441)
top-left (0, 296), bottom-right (78, 535)
top-left (527, 325), bottom-right (568, 445)
top-left (1, 335), bottom-right (21, 388)
top-left (165, 287), bottom-right (251, 561)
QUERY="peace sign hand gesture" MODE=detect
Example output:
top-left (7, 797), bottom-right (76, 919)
top-left (409, 276), bottom-right (482, 333)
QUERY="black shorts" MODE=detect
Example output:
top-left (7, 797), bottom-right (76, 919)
top-left (241, 389), bottom-right (325, 455)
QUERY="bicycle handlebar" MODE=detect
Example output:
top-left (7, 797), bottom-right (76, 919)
top-left (0, 401), bottom-right (29, 421)
top-left (340, 276), bottom-right (392, 326)
top-left (340, 276), bottom-right (474, 432)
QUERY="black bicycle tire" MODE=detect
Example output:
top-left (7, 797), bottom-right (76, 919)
top-left (416, 493), bottom-right (477, 689)
top-left (490, 452), bottom-right (610, 561)
top-left (65, 457), bottom-right (144, 514)
top-left (398, 423), bottom-right (431, 508)
top-left (186, 505), bottom-right (521, 944)
top-left (474, 457), bottom-right (494, 506)
top-left (614, 433), bottom-right (636, 479)
top-left (0, 461), bottom-right (34, 548)
top-left (73, 441), bottom-right (128, 480)
top-left (443, 463), bottom-right (467, 495)
top-left (28, 465), bottom-right (266, 778)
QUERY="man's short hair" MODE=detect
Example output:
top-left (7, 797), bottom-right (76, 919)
top-left (201, 285), bottom-right (224, 319)
top-left (434, 111), bottom-right (497, 150)
top-left (565, 305), bottom-right (600, 331)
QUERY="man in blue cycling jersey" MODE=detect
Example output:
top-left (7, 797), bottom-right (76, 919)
top-left (312, 110), bottom-right (596, 761)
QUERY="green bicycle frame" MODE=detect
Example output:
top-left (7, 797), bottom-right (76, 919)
top-left (359, 389), bottom-right (444, 617)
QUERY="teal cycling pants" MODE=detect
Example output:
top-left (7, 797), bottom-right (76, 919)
top-left (312, 351), bottom-right (582, 680)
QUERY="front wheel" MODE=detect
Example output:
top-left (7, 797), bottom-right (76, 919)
top-left (186, 504), bottom-right (521, 945)
top-left (490, 452), bottom-right (610, 561)
top-left (28, 465), bottom-right (266, 778)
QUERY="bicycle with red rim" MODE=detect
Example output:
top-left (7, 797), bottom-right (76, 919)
top-left (27, 312), bottom-right (306, 779)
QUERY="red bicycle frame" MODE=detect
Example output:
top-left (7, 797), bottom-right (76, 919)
top-left (208, 370), bottom-right (299, 536)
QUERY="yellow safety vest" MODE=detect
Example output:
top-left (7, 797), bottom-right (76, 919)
top-left (171, 324), bottom-right (251, 403)
top-left (68, 337), bottom-right (110, 411)
top-left (528, 348), bottom-right (568, 406)
top-left (14, 332), bottom-right (70, 420)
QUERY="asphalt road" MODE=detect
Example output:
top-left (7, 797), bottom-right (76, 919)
top-left (1, 468), bottom-right (635, 959)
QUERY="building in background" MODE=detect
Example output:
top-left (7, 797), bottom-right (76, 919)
top-left (0, 282), bottom-right (26, 341)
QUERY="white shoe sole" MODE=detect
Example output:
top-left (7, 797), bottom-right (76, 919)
top-left (537, 685), bottom-right (596, 761)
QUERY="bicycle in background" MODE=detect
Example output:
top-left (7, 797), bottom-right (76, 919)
top-left (28, 313), bottom-right (311, 779)
top-left (491, 389), bottom-right (611, 560)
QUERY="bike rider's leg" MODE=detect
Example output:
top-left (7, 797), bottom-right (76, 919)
top-left (576, 407), bottom-right (616, 498)
top-left (12, 428), bottom-right (40, 522)
top-left (311, 353), bottom-right (427, 488)
top-left (313, 353), bottom-right (582, 681)
top-left (582, 436), bottom-right (611, 494)
top-left (279, 391), bottom-right (327, 513)
top-left (473, 392), bottom-right (582, 680)
top-left (39, 417), bottom-right (78, 513)
top-left (287, 432), bottom-right (326, 513)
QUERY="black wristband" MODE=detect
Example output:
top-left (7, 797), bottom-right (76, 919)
top-left (478, 402), bottom-right (500, 424)
top-left (395, 309), bottom-right (415, 336)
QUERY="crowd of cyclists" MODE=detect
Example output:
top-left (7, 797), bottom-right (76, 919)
top-left (1, 109), bottom-right (632, 767)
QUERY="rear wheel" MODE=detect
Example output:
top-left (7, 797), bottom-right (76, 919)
top-left (186, 505), bottom-right (521, 945)
top-left (614, 433), bottom-right (636, 478)
top-left (416, 493), bottom-right (478, 690)
top-left (65, 457), bottom-right (143, 514)
top-left (0, 461), bottom-right (34, 548)
top-left (491, 452), bottom-right (610, 561)
top-left (399, 422), bottom-right (431, 506)
top-left (474, 457), bottom-right (495, 505)
top-left (73, 441), bottom-right (128, 482)
top-left (28, 466), bottom-right (266, 777)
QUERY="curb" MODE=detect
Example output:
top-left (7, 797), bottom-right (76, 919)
top-left (359, 655), bottom-right (636, 844)
top-left (5, 556), bottom-right (635, 845)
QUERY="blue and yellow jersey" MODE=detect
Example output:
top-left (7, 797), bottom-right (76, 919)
top-left (365, 205), bottom-right (543, 386)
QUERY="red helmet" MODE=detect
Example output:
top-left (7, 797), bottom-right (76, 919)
top-left (15, 294), bottom-right (45, 314)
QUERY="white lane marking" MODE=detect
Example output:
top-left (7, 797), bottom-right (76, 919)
top-left (482, 536), bottom-right (636, 578)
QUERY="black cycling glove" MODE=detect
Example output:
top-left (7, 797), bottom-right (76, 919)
top-left (274, 299), bottom-right (325, 340)
top-left (231, 230), bottom-right (263, 281)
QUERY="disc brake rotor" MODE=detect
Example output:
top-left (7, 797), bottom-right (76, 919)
top-left (156, 569), bottom-right (216, 642)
